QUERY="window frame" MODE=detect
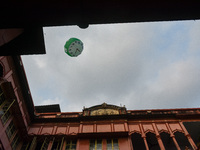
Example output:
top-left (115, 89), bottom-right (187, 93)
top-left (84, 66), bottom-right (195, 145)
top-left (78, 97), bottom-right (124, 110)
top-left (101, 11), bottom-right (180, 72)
top-left (6, 120), bottom-right (16, 139)
top-left (89, 139), bottom-right (102, 150)
top-left (0, 99), bottom-right (15, 125)
top-left (65, 140), bottom-right (77, 150)
top-left (106, 139), bottom-right (119, 150)
top-left (11, 133), bottom-right (20, 150)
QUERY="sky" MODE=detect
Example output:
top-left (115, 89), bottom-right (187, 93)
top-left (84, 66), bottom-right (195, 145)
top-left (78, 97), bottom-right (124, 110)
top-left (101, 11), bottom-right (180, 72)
top-left (22, 20), bottom-right (200, 112)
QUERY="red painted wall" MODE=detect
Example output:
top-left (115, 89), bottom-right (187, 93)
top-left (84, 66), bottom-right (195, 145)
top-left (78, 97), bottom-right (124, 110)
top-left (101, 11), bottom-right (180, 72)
top-left (78, 139), bottom-right (89, 150)
top-left (119, 137), bottom-right (131, 150)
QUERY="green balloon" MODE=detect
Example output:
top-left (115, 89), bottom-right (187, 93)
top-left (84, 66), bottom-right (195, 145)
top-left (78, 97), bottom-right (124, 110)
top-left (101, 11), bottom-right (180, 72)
top-left (64, 38), bottom-right (84, 57)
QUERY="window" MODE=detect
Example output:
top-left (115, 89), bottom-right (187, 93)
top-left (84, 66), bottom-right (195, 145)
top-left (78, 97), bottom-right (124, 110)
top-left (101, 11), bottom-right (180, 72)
top-left (0, 103), bottom-right (11, 124)
top-left (5, 120), bottom-right (16, 139)
top-left (41, 137), bottom-right (50, 150)
top-left (0, 87), bottom-right (10, 124)
top-left (0, 88), bottom-right (5, 107)
top-left (107, 139), bottom-right (119, 150)
top-left (0, 99), bottom-right (15, 125)
top-left (52, 141), bottom-right (61, 150)
top-left (65, 140), bottom-right (77, 150)
top-left (20, 142), bottom-right (30, 150)
top-left (11, 134), bottom-right (20, 150)
top-left (29, 137), bottom-right (37, 150)
top-left (52, 137), bottom-right (64, 150)
top-left (90, 139), bottom-right (102, 150)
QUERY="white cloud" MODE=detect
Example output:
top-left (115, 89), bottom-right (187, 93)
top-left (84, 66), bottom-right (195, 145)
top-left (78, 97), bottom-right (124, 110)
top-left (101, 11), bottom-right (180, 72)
top-left (33, 56), bottom-right (47, 69)
top-left (39, 97), bottom-right (63, 106)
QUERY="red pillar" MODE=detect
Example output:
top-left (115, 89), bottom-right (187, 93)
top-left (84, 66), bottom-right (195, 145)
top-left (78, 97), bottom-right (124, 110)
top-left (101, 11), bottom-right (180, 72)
top-left (47, 138), bottom-right (54, 150)
top-left (152, 123), bottom-right (165, 150)
top-left (128, 135), bottom-right (134, 150)
top-left (102, 139), bottom-right (107, 150)
top-left (179, 122), bottom-right (197, 150)
top-left (139, 123), bottom-right (149, 150)
top-left (172, 136), bottom-right (181, 150)
top-left (166, 123), bottom-right (181, 150)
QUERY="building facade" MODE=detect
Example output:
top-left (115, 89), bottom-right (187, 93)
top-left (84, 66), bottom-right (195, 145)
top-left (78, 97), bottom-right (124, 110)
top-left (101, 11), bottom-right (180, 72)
top-left (0, 56), bottom-right (200, 150)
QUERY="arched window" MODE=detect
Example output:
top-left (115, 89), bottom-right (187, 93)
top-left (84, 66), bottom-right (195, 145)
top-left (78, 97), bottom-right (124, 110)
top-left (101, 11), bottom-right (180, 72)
top-left (146, 132), bottom-right (160, 150)
top-left (160, 132), bottom-right (176, 150)
top-left (131, 132), bottom-right (146, 150)
top-left (174, 132), bottom-right (192, 149)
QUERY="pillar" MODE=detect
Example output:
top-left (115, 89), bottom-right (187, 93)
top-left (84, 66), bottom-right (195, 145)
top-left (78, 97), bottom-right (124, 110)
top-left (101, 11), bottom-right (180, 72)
top-left (179, 122), bottom-right (197, 150)
top-left (128, 135), bottom-right (134, 150)
top-left (152, 123), bottom-right (165, 150)
top-left (166, 123), bottom-right (181, 150)
top-left (139, 123), bottom-right (149, 150)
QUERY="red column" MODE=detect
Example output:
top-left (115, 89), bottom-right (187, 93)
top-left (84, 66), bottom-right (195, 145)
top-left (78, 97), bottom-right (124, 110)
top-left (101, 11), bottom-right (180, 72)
top-left (62, 140), bottom-right (66, 150)
top-left (172, 136), bottom-right (181, 150)
top-left (124, 121), bottom-right (129, 132)
top-left (93, 123), bottom-right (97, 133)
top-left (152, 123), bottom-right (165, 150)
top-left (143, 137), bottom-right (149, 150)
top-left (127, 135), bottom-right (134, 150)
top-left (139, 123), bottom-right (149, 150)
top-left (166, 123), bottom-right (181, 150)
top-left (52, 126), bottom-right (57, 135)
top-left (47, 138), bottom-right (54, 150)
top-left (66, 124), bottom-right (70, 134)
top-left (179, 122), bottom-right (197, 150)
top-left (79, 123), bottom-right (83, 133)
top-left (78, 139), bottom-right (90, 150)
top-left (102, 139), bottom-right (107, 150)
top-left (111, 122), bottom-right (114, 132)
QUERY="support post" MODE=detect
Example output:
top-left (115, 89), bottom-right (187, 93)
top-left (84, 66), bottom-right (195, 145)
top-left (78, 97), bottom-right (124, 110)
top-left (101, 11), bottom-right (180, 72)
top-left (152, 123), bottom-right (165, 150)
top-left (128, 134), bottom-right (134, 150)
top-left (139, 123), bottom-right (149, 150)
top-left (166, 123), bottom-right (181, 150)
top-left (47, 138), bottom-right (54, 150)
top-left (179, 122), bottom-right (197, 150)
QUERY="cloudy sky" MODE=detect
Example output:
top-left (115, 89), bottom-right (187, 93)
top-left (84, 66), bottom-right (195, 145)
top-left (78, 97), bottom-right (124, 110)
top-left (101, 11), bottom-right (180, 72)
top-left (22, 20), bottom-right (200, 112)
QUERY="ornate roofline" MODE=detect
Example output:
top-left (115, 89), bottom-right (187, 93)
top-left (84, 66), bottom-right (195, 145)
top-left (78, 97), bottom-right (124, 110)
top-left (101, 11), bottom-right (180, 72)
top-left (83, 103), bottom-right (126, 111)
top-left (82, 103), bottom-right (127, 116)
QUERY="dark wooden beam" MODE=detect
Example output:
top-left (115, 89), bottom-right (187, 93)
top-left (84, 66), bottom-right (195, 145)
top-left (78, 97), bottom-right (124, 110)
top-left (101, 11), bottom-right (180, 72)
top-left (0, 0), bottom-right (200, 28)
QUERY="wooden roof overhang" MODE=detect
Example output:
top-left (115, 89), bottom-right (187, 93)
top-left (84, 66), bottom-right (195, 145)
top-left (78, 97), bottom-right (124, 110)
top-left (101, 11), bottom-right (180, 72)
top-left (0, 0), bottom-right (200, 55)
top-left (1, 0), bottom-right (200, 28)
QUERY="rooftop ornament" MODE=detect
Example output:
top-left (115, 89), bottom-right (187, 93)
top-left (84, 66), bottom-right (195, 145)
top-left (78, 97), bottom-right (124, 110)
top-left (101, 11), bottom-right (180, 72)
top-left (83, 103), bottom-right (127, 116)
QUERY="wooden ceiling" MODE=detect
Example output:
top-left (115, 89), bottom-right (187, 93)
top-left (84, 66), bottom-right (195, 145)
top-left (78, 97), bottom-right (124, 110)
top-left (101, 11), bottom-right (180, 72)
top-left (0, 0), bottom-right (200, 55)
top-left (1, 0), bottom-right (200, 28)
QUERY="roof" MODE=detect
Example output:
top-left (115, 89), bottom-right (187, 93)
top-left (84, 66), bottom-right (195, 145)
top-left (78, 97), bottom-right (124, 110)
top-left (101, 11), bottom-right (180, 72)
top-left (0, 28), bottom-right (45, 55)
top-left (35, 104), bottom-right (61, 113)
top-left (0, 0), bottom-right (200, 55)
top-left (1, 0), bottom-right (200, 29)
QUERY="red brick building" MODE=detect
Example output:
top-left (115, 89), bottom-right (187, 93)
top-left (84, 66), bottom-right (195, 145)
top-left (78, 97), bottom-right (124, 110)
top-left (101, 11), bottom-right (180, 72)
top-left (0, 56), bottom-right (200, 150)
